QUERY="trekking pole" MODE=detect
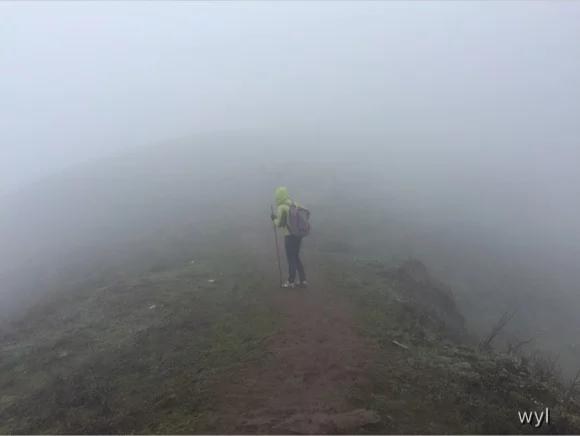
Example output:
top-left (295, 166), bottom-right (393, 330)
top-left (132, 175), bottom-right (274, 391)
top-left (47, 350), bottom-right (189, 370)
top-left (270, 205), bottom-right (283, 286)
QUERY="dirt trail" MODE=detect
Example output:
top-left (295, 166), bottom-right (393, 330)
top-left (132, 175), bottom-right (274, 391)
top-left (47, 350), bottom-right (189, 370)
top-left (216, 264), bottom-right (381, 434)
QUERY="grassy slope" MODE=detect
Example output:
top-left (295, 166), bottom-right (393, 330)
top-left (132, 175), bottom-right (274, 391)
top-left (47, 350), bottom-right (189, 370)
top-left (2, 251), bottom-right (580, 433)
top-left (0, 252), bottom-right (279, 434)
top-left (324, 256), bottom-right (580, 434)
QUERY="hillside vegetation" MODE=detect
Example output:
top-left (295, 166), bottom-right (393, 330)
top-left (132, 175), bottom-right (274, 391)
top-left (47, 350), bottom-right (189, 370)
top-left (2, 136), bottom-right (580, 433)
top-left (2, 247), bottom-right (580, 433)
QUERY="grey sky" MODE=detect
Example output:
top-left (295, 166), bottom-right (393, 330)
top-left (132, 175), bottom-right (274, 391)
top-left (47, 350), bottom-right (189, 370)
top-left (1, 1), bottom-right (580, 193)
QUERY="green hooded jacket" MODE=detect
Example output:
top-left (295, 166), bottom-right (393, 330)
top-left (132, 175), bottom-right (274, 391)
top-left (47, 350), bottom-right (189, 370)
top-left (273, 186), bottom-right (298, 236)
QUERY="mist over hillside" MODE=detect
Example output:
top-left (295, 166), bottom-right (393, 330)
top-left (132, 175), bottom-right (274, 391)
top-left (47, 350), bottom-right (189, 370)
top-left (2, 131), bottom-right (580, 378)
top-left (2, 2), bottom-right (580, 433)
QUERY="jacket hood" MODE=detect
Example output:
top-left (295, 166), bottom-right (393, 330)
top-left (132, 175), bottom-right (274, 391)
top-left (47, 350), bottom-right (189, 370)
top-left (275, 186), bottom-right (290, 206)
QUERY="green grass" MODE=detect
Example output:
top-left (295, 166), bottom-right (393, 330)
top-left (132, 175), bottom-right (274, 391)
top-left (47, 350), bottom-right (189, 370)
top-left (0, 253), bottom-right (279, 434)
top-left (323, 257), bottom-right (580, 434)
top-left (3, 251), bottom-right (580, 434)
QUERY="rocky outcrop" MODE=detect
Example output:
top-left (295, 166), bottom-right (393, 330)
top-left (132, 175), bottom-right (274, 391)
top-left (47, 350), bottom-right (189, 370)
top-left (382, 259), bottom-right (467, 342)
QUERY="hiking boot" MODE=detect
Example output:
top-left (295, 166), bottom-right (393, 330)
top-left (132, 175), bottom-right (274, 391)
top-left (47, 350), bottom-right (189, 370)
top-left (281, 281), bottom-right (296, 288)
top-left (298, 281), bottom-right (309, 288)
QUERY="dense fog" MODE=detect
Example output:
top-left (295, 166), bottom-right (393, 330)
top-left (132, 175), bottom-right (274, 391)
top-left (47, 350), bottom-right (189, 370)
top-left (1, 2), bottom-right (580, 377)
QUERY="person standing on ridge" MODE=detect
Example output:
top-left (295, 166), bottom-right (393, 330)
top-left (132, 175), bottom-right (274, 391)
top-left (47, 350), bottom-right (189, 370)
top-left (270, 187), bottom-right (310, 288)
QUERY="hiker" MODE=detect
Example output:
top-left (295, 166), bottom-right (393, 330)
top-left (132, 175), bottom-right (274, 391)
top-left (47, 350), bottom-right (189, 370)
top-left (270, 187), bottom-right (310, 288)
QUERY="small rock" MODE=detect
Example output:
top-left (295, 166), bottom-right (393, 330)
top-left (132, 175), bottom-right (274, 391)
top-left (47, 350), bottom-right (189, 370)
top-left (392, 340), bottom-right (410, 350)
top-left (149, 304), bottom-right (157, 310)
top-left (155, 393), bottom-right (178, 409)
top-left (333, 409), bottom-right (381, 432)
top-left (207, 279), bottom-right (216, 283)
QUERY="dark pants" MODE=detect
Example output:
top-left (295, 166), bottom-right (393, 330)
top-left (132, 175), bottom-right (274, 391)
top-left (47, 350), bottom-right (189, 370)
top-left (284, 235), bottom-right (305, 283)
